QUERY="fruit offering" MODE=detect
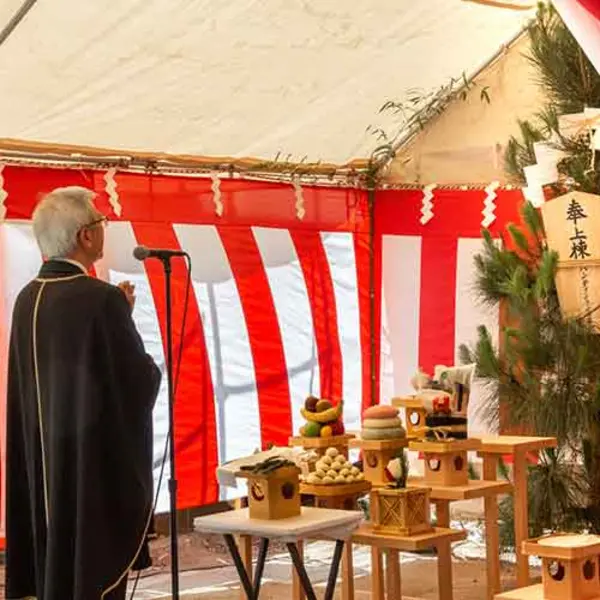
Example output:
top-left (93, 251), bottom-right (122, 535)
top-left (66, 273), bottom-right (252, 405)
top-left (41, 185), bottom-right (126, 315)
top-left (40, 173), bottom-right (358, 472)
top-left (301, 447), bottom-right (364, 485)
top-left (299, 396), bottom-right (345, 438)
top-left (361, 405), bottom-right (406, 440)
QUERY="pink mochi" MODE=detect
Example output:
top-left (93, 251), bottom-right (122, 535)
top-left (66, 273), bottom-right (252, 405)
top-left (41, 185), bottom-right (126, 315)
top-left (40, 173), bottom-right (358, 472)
top-left (362, 405), bottom-right (399, 420)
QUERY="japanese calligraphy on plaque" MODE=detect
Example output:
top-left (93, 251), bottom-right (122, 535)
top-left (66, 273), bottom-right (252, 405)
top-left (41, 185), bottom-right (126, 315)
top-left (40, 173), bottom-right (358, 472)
top-left (541, 191), bottom-right (600, 331)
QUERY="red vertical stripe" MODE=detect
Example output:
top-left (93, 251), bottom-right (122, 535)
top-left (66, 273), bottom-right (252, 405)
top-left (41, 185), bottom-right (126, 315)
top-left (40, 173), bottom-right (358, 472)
top-left (418, 237), bottom-right (458, 375)
top-left (131, 223), bottom-right (218, 508)
top-left (218, 227), bottom-right (292, 448)
top-left (354, 231), bottom-right (379, 411)
top-left (291, 232), bottom-right (343, 403)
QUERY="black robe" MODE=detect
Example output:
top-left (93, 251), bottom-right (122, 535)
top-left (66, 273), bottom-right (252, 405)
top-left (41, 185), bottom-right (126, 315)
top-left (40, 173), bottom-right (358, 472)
top-left (6, 260), bottom-right (161, 600)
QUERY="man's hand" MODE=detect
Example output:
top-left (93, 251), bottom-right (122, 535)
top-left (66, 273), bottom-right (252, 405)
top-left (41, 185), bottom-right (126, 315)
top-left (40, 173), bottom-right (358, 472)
top-left (118, 281), bottom-right (136, 311)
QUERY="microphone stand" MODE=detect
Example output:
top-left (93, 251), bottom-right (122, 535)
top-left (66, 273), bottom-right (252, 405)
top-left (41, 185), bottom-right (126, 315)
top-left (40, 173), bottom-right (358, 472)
top-left (161, 255), bottom-right (180, 600)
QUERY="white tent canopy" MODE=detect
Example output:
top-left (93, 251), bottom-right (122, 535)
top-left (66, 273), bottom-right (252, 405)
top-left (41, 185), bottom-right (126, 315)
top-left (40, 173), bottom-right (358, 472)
top-left (0, 0), bottom-right (534, 164)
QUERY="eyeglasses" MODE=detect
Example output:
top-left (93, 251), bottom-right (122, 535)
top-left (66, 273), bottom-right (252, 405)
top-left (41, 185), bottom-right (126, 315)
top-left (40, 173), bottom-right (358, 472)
top-left (83, 216), bottom-right (108, 230)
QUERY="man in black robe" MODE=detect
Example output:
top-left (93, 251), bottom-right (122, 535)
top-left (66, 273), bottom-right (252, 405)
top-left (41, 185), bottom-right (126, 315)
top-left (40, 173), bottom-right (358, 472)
top-left (6, 186), bottom-right (161, 600)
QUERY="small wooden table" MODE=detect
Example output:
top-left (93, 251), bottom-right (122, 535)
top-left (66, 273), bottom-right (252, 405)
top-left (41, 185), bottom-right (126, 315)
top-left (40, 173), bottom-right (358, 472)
top-left (194, 507), bottom-right (362, 600)
top-left (350, 523), bottom-right (466, 600)
top-left (299, 480), bottom-right (371, 510)
top-left (477, 435), bottom-right (557, 591)
top-left (495, 584), bottom-right (544, 599)
top-left (408, 477), bottom-right (513, 600)
top-left (289, 434), bottom-right (355, 458)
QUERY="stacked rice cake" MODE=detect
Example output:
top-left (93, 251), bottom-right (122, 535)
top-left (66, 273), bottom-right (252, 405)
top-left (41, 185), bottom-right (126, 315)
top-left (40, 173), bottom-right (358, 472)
top-left (361, 405), bottom-right (406, 440)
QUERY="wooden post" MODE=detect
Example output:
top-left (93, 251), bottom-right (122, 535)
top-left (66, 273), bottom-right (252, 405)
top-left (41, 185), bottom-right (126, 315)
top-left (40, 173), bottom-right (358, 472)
top-left (482, 454), bottom-right (501, 599)
top-left (386, 549), bottom-right (402, 599)
top-left (513, 450), bottom-right (530, 588)
top-left (371, 546), bottom-right (385, 600)
top-left (435, 500), bottom-right (454, 600)
top-left (238, 535), bottom-right (253, 600)
top-left (341, 542), bottom-right (355, 600)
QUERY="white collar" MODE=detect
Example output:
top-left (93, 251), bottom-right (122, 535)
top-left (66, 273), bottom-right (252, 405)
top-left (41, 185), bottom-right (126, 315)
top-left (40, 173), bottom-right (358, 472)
top-left (52, 258), bottom-right (88, 274)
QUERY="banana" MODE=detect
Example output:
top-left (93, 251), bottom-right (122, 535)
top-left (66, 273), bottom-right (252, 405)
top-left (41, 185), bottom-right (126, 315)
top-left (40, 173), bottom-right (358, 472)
top-left (301, 401), bottom-right (343, 424)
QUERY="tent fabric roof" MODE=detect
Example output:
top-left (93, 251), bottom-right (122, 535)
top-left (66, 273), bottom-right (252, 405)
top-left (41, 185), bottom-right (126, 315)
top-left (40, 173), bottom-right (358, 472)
top-left (0, 1), bottom-right (533, 164)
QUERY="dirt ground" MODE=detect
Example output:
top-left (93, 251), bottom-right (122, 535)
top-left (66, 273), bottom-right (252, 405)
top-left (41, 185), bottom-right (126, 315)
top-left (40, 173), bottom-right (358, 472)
top-left (0, 532), bottom-right (540, 599)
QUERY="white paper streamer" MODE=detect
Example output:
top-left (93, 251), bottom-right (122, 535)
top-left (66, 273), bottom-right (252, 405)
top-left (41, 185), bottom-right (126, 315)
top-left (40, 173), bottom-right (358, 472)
top-left (103, 168), bottom-right (122, 217)
top-left (482, 181), bottom-right (500, 228)
top-left (419, 183), bottom-right (436, 225)
top-left (293, 177), bottom-right (305, 220)
top-left (211, 172), bottom-right (223, 217)
top-left (523, 185), bottom-right (545, 208)
top-left (0, 163), bottom-right (7, 221)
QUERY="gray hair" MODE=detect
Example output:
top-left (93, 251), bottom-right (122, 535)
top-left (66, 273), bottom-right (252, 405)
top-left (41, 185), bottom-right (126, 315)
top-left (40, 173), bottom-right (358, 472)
top-left (32, 186), bottom-right (99, 258)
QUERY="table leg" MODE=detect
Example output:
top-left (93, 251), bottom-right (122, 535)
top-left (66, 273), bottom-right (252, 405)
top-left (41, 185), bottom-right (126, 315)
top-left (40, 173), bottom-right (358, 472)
top-left (287, 540), bottom-right (345, 600)
top-left (252, 538), bottom-right (270, 598)
top-left (224, 534), bottom-right (257, 600)
top-left (341, 540), bottom-right (354, 600)
top-left (385, 549), bottom-right (401, 599)
top-left (513, 451), bottom-right (530, 587)
top-left (434, 500), bottom-right (453, 600)
top-left (482, 455), bottom-right (501, 599)
top-left (238, 535), bottom-right (253, 600)
top-left (436, 540), bottom-right (454, 600)
top-left (371, 547), bottom-right (385, 600)
top-left (292, 540), bottom-right (306, 600)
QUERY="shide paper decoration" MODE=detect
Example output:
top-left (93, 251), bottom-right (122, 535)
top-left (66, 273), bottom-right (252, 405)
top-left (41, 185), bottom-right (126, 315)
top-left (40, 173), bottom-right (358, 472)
top-left (211, 172), bottom-right (224, 217)
top-left (420, 184), bottom-right (436, 225)
top-left (103, 167), bottom-right (122, 218)
top-left (482, 181), bottom-right (500, 227)
top-left (292, 177), bottom-right (306, 220)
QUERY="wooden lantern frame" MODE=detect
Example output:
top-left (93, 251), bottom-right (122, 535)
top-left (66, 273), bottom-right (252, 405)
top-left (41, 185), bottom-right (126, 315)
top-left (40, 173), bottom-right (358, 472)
top-left (237, 465), bottom-right (301, 520)
top-left (410, 439), bottom-right (481, 487)
top-left (522, 534), bottom-right (600, 600)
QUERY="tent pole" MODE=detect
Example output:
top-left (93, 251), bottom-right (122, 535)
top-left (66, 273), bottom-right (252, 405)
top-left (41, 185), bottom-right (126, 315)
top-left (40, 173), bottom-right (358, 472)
top-left (368, 183), bottom-right (377, 406)
top-left (0, 0), bottom-right (39, 47)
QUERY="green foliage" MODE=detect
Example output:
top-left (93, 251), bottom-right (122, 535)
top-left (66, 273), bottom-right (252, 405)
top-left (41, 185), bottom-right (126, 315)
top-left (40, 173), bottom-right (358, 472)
top-left (371, 70), bottom-right (492, 165)
top-left (504, 5), bottom-right (600, 188)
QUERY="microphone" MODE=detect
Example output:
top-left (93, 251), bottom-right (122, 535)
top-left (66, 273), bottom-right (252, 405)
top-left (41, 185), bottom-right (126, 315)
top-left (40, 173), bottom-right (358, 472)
top-left (133, 245), bottom-right (187, 261)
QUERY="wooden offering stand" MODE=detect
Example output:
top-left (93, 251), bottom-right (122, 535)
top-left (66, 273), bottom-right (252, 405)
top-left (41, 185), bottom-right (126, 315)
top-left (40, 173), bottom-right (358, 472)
top-left (299, 480), bottom-right (371, 510)
top-left (237, 465), bottom-right (301, 520)
top-left (409, 437), bottom-right (512, 600)
top-left (349, 437), bottom-right (409, 487)
top-left (289, 433), bottom-right (355, 458)
top-left (496, 534), bottom-right (600, 600)
top-left (392, 396), bottom-right (427, 439)
top-left (410, 438), bottom-right (481, 487)
top-left (478, 435), bottom-right (558, 592)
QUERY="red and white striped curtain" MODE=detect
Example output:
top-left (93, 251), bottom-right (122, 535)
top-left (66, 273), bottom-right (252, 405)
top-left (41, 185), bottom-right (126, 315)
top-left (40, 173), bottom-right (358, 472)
top-left (0, 165), bottom-right (525, 532)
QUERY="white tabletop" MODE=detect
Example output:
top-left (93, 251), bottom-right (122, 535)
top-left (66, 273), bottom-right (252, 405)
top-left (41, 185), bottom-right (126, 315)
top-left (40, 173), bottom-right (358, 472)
top-left (194, 507), bottom-right (363, 542)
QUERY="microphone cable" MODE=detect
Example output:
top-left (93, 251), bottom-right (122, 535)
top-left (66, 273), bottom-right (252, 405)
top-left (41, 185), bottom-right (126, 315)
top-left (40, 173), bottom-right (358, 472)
top-left (129, 253), bottom-right (193, 599)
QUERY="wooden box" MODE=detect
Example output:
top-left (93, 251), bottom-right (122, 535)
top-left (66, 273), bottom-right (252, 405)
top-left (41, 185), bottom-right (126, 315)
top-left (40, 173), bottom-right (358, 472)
top-left (370, 486), bottom-right (433, 536)
top-left (392, 397), bottom-right (427, 439)
top-left (410, 439), bottom-right (481, 488)
top-left (349, 438), bottom-right (409, 487)
top-left (522, 534), bottom-right (600, 600)
top-left (239, 465), bottom-right (301, 520)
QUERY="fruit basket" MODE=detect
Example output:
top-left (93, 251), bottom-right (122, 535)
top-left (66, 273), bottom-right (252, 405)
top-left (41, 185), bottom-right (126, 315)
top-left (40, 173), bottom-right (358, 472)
top-left (299, 395), bottom-right (345, 438)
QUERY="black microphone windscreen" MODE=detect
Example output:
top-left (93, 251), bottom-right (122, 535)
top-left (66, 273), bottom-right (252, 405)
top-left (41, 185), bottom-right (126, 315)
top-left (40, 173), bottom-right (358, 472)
top-left (133, 245), bottom-right (150, 261)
